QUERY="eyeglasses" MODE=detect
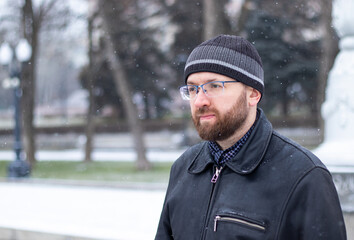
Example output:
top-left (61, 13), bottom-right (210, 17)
top-left (179, 81), bottom-right (239, 100)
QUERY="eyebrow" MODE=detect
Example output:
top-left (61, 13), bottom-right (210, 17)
top-left (187, 78), bottom-right (217, 85)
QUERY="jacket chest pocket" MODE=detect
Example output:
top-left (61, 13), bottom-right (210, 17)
top-left (213, 213), bottom-right (266, 233)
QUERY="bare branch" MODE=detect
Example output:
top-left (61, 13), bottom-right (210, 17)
top-left (38, 0), bottom-right (59, 23)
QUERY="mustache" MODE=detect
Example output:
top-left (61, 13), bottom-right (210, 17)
top-left (196, 106), bottom-right (211, 114)
top-left (195, 106), bottom-right (218, 116)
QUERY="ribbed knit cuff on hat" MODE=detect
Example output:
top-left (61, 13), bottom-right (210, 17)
top-left (184, 35), bottom-right (264, 96)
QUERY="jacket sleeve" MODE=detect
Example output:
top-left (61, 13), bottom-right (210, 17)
top-left (155, 200), bottom-right (173, 240)
top-left (277, 167), bottom-right (347, 239)
top-left (155, 164), bottom-right (176, 240)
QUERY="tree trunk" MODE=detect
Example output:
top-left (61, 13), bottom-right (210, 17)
top-left (317, 0), bottom-right (339, 141)
top-left (105, 39), bottom-right (151, 170)
top-left (21, 0), bottom-right (38, 166)
top-left (101, 20), bottom-right (151, 171)
top-left (236, 0), bottom-right (255, 35)
top-left (84, 16), bottom-right (95, 162)
top-left (281, 86), bottom-right (289, 117)
top-left (203, 0), bottom-right (227, 40)
top-left (21, 58), bottom-right (36, 166)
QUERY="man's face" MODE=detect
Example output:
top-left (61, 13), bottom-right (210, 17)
top-left (187, 72), bottom-right (249, 142)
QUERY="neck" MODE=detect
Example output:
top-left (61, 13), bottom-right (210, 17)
top-left (216, 109), bottom-right (257, 150)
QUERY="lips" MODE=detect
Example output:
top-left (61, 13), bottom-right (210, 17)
top-left (199, 114), bottom-right (215, 121)
top-left (195, 107), bottom-right (218, 122)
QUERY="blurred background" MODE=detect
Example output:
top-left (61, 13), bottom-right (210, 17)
top-left (0, 0), bottom-right (334, 171)
top-left (1, 0), bottom-right (353, 239)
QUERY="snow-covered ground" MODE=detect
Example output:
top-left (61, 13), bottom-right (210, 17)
top-left (0, 132), bottom-right (188, 162)
top-left (0, 140), bottom-right (180, 239)
top-left (0, 182), bottom-right (166, 240)
top-left (0, 148), bottom-right (185, 162)
top-left (0, 136), bottom-right (179, 239)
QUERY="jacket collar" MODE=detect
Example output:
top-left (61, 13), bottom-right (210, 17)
top-left (188, 108), bottom-right (273, 175)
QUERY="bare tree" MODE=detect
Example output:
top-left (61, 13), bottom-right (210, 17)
top-left (84, 14), bottom-right (96, 163)
top-left (14, 0), bottom-right (71, 166)
top-left (98, 0), bottom-right (151, 170)
top-left (236, 0), bottom-right (256, 36)
top-left (316, 0), bottom-right (339, 141)
top-left (21, 0), bottom-right (38, 166)
top-left (106, 41), bottom-right (150, 170)
top-left (103, 35), bottom-right (151, 170)
top-left (202, 0), bottom-right (230, 40)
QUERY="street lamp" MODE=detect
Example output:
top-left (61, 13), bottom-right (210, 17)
top-left (0, 39), bottom-right (31, 178)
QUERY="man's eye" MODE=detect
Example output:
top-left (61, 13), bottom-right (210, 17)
top-left (188, 87), bottom-right (196, 92)
top-left (210, 83), bottom-right (222, 88)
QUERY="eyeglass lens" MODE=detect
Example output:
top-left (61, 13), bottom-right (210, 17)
top-left (180, 81), bottom-right (225, 100)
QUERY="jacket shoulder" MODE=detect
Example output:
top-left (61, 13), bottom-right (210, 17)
top-left (170, 142), bottom-right (207, 172)
top-left (270, 130), bottom-right (328, 171)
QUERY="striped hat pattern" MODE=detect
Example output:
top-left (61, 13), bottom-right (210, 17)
top-left (184, 35), bottom-right (264, 96)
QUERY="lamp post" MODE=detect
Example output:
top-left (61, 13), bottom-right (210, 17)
top-left (0, 39), bottom-right (31, 178)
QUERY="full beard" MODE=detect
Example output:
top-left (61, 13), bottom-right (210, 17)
top-left (192, 91), bottom-right (248, 142)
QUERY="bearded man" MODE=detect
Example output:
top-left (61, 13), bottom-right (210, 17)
top-left (155, 35), bottom-right (346, 239)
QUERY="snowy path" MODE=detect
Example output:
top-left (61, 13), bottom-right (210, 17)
top-left (0, 148), bottom-right (185, 162)
top-left (0, 182), bottom-right (165, 240)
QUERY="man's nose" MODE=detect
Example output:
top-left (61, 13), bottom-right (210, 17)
top-left (193, 87), bottom-right (210, 108)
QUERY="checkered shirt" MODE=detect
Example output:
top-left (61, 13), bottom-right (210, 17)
top-left (208, 117), bottom-right (258, 167)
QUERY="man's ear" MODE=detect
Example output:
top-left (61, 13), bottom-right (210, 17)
top-left (247, 87), bottom-right (261, 107)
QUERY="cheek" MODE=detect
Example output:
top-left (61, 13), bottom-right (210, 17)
top-left (190, 103), bottom-right (197, 117)
top-left (189, 102), bottom-right (195, 111)
top-left (217, 98), bottom-right (234, 111)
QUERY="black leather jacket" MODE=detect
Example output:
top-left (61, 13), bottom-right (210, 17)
top-left (156, 109), bottom-right (346, 239)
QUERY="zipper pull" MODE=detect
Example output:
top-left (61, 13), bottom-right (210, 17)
top-left (214, 215), bottom-right (221, 232)
top-left (211, 167), bottom-right (223, 183)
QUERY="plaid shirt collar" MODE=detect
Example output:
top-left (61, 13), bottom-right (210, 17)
top-left (208, 113), bottom-right (258, 167)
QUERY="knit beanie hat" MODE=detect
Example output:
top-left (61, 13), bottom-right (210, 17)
top-left (184, 35), bottom-right (264, 97)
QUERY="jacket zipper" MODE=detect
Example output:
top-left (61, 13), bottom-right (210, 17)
top-left (214, 215), bottom-right (266, 232)
top-left (211, 166), bottom-right (223, 183)
top-left (200, 166), bottom-right (223, 240)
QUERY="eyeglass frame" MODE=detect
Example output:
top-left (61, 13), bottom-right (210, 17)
top-left (179, 80), bottom-right (239, 100)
